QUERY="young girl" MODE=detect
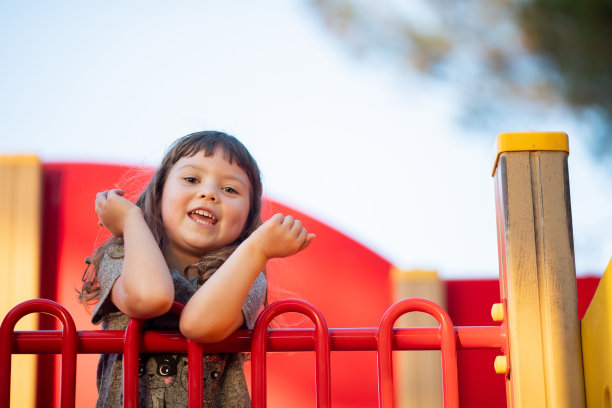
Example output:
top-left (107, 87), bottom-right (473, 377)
top-left (80, 131), bottom-right (315, 407)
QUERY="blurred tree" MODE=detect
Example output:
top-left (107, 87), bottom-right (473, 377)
top-left (308, 0), bottom-right (612, 163)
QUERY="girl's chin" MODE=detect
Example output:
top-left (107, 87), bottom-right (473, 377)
top-left (187, 243), bottom-right (226, 256)
top-left (167, 236), bottom-right (238, 259)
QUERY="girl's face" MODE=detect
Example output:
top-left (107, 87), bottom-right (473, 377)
top-left (160, 148), bottom-right (251, 269)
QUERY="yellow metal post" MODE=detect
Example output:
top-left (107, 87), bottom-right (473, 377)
top-left (581, 258), bottom-right (612, 408)
top-left (0, 155), bottom-right (42, 408)
top-left (492, 132), bottom-right (585, 407)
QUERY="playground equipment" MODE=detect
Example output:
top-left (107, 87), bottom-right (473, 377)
top-left (0, 132), bottom-right (609, 407)
top-left (493, 132), bottom-right (585, 407)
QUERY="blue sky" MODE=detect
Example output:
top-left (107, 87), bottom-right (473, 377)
top-left (1, 0), bottom-right (610, 278)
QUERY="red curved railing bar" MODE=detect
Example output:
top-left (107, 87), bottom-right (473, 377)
top-left (377, 298), bottom-right (459, 408)
top-left (251, 299), bottom-right (331, 408)
top-left (0, 299), bottom-right (77, 408)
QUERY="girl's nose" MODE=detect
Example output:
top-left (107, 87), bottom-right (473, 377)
top-left (199, 190), bottom-right (217, 202)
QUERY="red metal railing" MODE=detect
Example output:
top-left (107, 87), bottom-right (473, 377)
top-left (0, 299), bottom-right (78, 408)
top-left (377, 298), bottom-right (459, 408)
top-left (251, 299), bottom-right (331, 408)
top-left (1, 298), bottom-right (506, 407)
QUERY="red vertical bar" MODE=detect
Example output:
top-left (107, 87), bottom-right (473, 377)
top-left (123, 302), bottom-right (186, 407)
top-left (251, 299), bottom-right (330, 408)
top-left (124, 318), bottom-right (143, 408)
top-left (188, 340), bottom-right (204, 408)
top-left (251, 318), bottom-right (266, 408)
top-left (58, 307), bottom-right (78, 408)
top-left (0, 299), bottom-right (77, 408)
top-left (377, 298), bottom-right (459, 408)
top-left (167, 301), bottom-right (209, 407)
top-left (0, 311), bottom-right (15, 408)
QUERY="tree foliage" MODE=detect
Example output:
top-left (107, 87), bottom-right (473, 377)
top-left (520, 0), bottom-right (612, 158)
top-left (308, 0), bottom-right (612, 162)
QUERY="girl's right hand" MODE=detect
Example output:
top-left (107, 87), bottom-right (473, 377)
top-left (95, 189), bottom-right (141, 237)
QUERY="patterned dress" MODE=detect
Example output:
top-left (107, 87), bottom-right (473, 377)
top-left (91, 244), bottom-right (267, 407)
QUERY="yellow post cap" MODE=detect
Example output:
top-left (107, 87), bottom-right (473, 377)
top-left (0, 155), bottom-right (41, 166)
top-left (390, 267), bottom-right (439, 282)
top-left (492, 132), bottom-right (569, 176)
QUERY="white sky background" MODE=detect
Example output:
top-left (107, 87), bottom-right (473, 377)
top-left (0, 0), bottom-right (610, 278)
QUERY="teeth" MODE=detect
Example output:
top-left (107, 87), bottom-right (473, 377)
top-left (193, 218), bottom-right (213, 226)
top-left (191, 210), bottom-right (218, 221)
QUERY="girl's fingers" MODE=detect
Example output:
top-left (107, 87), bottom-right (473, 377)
top-left (295, 226), bottom-right (315, 252)
top-left (95, 189), bottom-right (126, 227)
top-left (95, 191), bottom-right (108, 209)
top-left (282, 216), bottom-right (312, 247)
top-left (291, 219), bottom-right (303, 235)
top-left (300, 233), bottom-right (316, 251)
top-left (97, 189), bottom-right (124, 200)
top-left (281, 215), bottom-right (294, 229)
top-left (296, 226), bottom-right (307, 244)
top-left (268, 213), bottom-right (284, 225)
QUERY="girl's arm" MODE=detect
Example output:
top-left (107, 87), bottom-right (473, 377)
top-left (96, 189), bottom-right (174, 319)
top-left (179, 213), bottom-right (315, 343)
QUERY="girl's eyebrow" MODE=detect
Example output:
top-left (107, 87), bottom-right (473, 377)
top-left (175, 164), bottom-right (249, 189)
top-left (175, 164), bottom-right (201, 173)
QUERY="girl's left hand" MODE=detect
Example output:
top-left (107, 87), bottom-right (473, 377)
top-left (248, 213), bottom-right (315, 260)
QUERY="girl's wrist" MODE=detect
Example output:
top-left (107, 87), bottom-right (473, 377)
top-left (241, 235), bottom-right (269, 267)
top-left (126, 205), bottom-right (143, 219)
top-left (121, 206), bottom-right (145, 234)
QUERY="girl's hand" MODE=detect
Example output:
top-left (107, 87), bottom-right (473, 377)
top-left (248, 213), bottom-right (315, 260)
top-left (95, 189), bottom-right (140, 237)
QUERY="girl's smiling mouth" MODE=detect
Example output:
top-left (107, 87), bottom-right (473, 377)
top-left (189, 209), bottom-right (218, 225)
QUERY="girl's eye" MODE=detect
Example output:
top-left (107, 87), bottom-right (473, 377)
top-left (183, 177), bottom-right (198, 184)
top-left (223, 186), bottom-right (238, 194)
